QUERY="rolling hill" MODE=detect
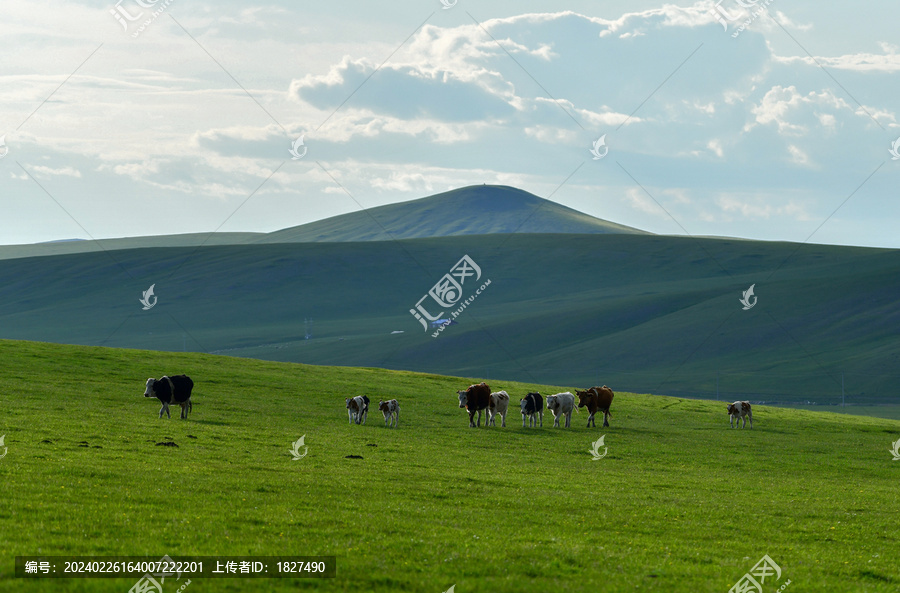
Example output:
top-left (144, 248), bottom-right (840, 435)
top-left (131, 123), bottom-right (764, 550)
top-left (0, 230), bottom-right (898, 407)
top-left (258, 185), bottom-right (648, 243)
top-left (0, 185), bottom-right (645, 261)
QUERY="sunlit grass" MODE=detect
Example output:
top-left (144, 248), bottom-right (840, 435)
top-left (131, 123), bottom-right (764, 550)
top-left (2, 340), bottom-right (899, 592)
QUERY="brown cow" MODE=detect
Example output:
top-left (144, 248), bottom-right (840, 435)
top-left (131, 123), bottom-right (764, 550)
top-left (457, 382), bottom-right (491, 428)
top-left (575, 386), bottom-right (614, 428)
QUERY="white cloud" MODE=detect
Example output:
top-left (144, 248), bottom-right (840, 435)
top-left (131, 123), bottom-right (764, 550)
top-left (747, 85), bottom-right (852, 134)
top-left (28, 165), bottom-right (82, 178)
top-left (624, 188), bottom-right (666, 217)
top-left (787, 144), bottom-right (813, 167)
top-left (524, 125), bottom-right (580, 144)
top-left (716, 194), bottom-right (812, 220)
top-left (2, 1), bottom-right (899, 247)
top-left (774, 50), bottom-right (900, 72)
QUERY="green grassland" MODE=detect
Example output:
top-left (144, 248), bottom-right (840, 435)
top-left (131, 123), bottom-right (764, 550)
top-left (1, 231), bottom-right (898, 407)
top-left (1, 340), bottom-right (899, 592)
top-left (775, 404), bottom-right (900, 421)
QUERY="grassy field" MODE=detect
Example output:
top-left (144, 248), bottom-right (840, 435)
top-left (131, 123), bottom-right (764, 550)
top-left (1, 339), bottom-right (899, 592)
top-left (774, 404), bottom-right (900, 421)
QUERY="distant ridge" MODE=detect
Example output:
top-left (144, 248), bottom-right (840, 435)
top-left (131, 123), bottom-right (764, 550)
top-left (0, 185), bottom-right (646, 260)
top-left (257, 185), bottom-right (647, 243)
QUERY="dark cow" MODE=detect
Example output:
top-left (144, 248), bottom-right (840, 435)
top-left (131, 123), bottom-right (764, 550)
top-left (727, 401), bottom-right (752, 428)
top-left (575, 386), bottom-right (614, 428)
top-left (144, 375), bottom-right (194, 419)
top-left (520, 392), bottom-right (543, 428)
top-left (457, 382), bottom-right (491, 428)
top-left (346, 396), bottom-right (370, 425)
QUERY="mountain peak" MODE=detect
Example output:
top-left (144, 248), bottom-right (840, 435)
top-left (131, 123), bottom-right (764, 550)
top-left (260, 184), bottom-right (647, 243)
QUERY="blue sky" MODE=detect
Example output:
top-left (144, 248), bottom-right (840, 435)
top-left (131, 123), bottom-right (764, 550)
top-left (1, 0), bottom-right (899, 247)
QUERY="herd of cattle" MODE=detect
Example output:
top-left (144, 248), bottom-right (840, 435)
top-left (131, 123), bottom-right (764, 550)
top-left (454, 382), bottom-right (615, 429)
top-left (338, 383), bottom-right (616, 429)
top-left (142, 375), bottom-right (755, 429)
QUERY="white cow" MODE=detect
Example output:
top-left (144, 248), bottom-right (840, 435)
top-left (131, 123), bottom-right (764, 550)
top-left (546, 392), bottom-right (576, 428)
top-left (487, 391), bottom-right (509, 427)
top-left (727, 401), bottom-right (752, 429)
top-left (379, 399), bottom-right (400, 428)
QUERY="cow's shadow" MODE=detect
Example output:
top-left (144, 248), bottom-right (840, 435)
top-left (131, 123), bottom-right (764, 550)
top-left (181, 419), bottom-right (231, 426)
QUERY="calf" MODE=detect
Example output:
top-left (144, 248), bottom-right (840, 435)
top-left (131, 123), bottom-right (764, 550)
top-left (457, 382), bottom-right (491, 427)
top-left (575, 386), bottom-right (614, 428)
top-left (727, 401), bottom-right (752, 428)
top-left (546, 392), bottom-right (576, 428)
top-left (346, 395), bottom-right (370, 425)
top-left (488, 390), bottom-right (509, 428)
top-left (378, 399), bottom-right (400, 428)
top-left (520, 392), bottom-right (543, 428)
top-left (143, 375), bottom-right (194, 419)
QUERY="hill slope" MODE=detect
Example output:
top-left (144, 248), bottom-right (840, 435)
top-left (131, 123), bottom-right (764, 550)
top-left (1, 340), bottom-right (898, 592)
top-left (0, 233), bottom-right (898, 406)
top-left (0, 185), bottom-right (645, 261)
top-left (258, 185), bottom-right (647, 242)
top-left (0, 232), bottom-right (264, 261)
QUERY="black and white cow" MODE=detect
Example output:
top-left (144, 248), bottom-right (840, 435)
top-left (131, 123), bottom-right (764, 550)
top-left (144, 375), bottom-right (194, 419)
top-left (520, 392), bottom-right (543, 428)
top-left (346, 395), bottom-right (370, 425)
